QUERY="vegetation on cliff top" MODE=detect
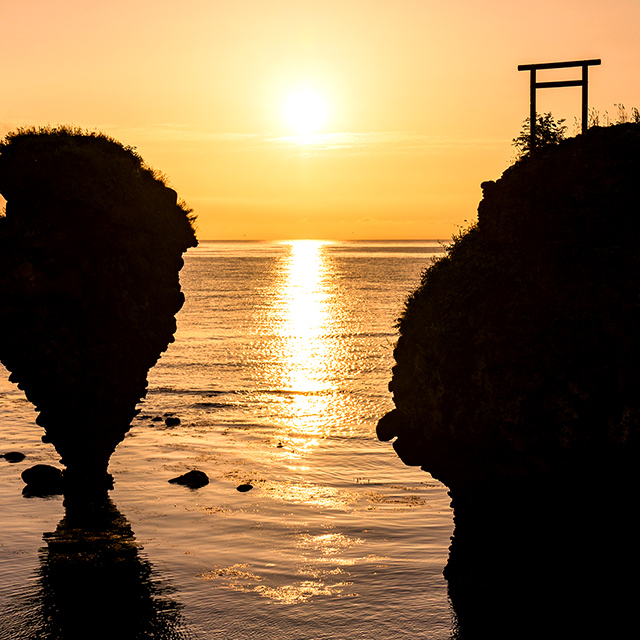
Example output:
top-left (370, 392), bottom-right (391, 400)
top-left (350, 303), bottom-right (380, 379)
top-left (511, 112), bottom-right (568, 159)
top-left (0, 125), bottom-right (196, 231)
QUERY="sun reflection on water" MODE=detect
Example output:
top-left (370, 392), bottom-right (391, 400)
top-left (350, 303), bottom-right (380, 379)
top-left (249, 238), bottom-right (369, 452)
top-left (197, 529), bottom-right (366, 604)
top-left (274, 240), bottom-right (336, 442)
top-left (280, 240), bottom-right (331, 392)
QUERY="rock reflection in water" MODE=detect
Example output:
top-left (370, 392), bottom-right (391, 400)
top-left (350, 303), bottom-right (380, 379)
top-left (4, 499), bottom-right (190, 640)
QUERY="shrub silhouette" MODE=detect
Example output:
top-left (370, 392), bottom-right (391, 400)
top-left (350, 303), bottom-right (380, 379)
top-left (0, 126), bottom-right (197, 492)
top-left (512, 111), bottom-right (567, 158)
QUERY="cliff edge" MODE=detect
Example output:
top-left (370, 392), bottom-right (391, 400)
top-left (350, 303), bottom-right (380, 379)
top-left (378, 123), bottom-right (640, 635)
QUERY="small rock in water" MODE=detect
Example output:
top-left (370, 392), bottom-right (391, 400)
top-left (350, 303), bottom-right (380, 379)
top-left (236, 483), bottom-right (254, 492)
top-left (2, 451), bottom-right (26, 463)
top-left (21, 464), bottom-right (64, 496)
top-left (168, 469), bottom-right (209, 489)
top-left (165, 416), bottom-right (181, 427)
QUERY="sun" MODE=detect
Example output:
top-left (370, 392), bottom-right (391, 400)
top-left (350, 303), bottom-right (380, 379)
top-left (283, 89), bottom-right (327, 135)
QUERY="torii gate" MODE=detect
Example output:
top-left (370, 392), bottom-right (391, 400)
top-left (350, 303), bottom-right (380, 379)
top-left (518, 58), bottom-right (601, 152)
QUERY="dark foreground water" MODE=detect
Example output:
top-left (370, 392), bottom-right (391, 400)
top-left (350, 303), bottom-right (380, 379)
top-left (0, 240), bottom-right (455, 639)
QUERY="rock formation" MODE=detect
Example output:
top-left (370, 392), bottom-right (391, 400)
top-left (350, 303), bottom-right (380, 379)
top-left (0, 126), bottom-right (197, 494)
top-left (168, 469), bottom-right (209, 489)
top-left (378, 123), bottom-right (640, 636)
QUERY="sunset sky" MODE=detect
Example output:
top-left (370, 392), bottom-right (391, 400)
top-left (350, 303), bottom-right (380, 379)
top-left (2, 0), bottom-right (639, 240)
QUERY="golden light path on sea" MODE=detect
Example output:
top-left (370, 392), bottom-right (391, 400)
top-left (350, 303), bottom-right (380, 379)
top-left (275, 240), bottom-right (335, 451)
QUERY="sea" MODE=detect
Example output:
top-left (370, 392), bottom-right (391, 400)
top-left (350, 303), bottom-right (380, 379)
top-left (0, 240), bottom-right (456, 639)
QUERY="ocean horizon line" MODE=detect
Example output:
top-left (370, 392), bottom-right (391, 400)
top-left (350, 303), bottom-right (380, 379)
top-left (195, 238), bottom-right (447, 243)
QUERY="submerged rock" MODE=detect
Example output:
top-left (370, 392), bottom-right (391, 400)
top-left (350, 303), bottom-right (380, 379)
top-left (0, 126), bottom-right (197, 493)
top-left (1, 451), bottom-right (25, 463)
top-left (21, 464), bottom-right (64, 497)
top-left (378, 123), bottom-right (640, 635)
top-left (168, 470), bottom-right (209, 489)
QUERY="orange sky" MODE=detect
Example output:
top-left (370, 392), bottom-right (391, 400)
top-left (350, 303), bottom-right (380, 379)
top-left (2, 0), bottom-right (639, 240)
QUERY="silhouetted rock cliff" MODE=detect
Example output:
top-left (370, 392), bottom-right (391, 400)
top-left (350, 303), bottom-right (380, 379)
top-left (0, 127), bottom-right (197, 494)
top-left (378, 123), bottom-right (640, 636)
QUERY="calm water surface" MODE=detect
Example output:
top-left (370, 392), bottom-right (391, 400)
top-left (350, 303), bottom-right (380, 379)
top-left (0, 240), bottom-right (455, 639)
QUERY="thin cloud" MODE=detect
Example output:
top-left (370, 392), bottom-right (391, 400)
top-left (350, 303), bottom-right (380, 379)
top-left (99, 125), bottom-right (505, 153)
top-left (0, 121), bottom-right (505, 159)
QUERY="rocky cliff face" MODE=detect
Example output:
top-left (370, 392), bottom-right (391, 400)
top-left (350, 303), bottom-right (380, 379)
top-left (0, 127), bottom-right (197, 493)
top-left (378, 123), bottom-right (640, 636)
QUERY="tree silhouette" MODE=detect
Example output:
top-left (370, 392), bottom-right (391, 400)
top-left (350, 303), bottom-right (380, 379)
top-left (512, 112), bottom-right (567, 158)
